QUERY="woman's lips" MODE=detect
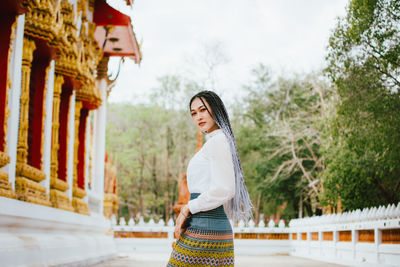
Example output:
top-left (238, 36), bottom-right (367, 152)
top-left (199, 122), bottom-right (206, 126)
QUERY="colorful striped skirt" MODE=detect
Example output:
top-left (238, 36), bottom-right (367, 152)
top-left (167, 193), bottom-right (234, 266)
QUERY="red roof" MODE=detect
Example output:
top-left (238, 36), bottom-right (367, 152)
top-left (94, 0), bottom-right (141, 63)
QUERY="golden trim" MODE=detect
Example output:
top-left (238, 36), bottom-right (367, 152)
top-left (55, 0), bottom-right (81, 78)
top-left (77, 0), bottom-right (88, 23)
top-left (17, 37), bottom-right (36, 165)
top-left (15, 162), bottom-right (46, 182)
top-left (50, 188), bottom-right (74, 211)
top-left (0, 169), bottom-right (16, 199)
top-left (0, 151), bottom-right (11, 167)
top-left (15, 177), bottom-right (51, 206)
top-left (24, 0), bottom-right (63, 46)
top-left (50, 175), bottom-right (69, 191)
top-left (73, 186), bottom-right (86, 199)
top-left (103, 193), bottom-right (119, 219)
top-left (72, 196), bottom-right (90, 215)
top-left (50, 74), bottom-right (64, 186)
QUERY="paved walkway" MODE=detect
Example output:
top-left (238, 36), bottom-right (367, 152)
top-left (89, 253), bottom-right (347, 267)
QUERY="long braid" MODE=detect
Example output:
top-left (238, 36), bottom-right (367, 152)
top-left (190, 91), bottom-right (254, 222)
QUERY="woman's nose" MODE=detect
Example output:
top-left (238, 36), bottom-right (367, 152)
top-left (194, 113), bottom-right (202, 121)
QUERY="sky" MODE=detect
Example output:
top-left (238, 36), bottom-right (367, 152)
top-left (106, 0), bottom-right (349, 106)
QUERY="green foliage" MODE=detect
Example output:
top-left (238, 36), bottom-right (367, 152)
top-left (322, 0), bottom-right (400, 210)
top-left (234, 65), bottom-right (331, 220)
top-left (108, 0), bottom-right (400, 220)
top-left (106, 101), bottom-right (198, 222)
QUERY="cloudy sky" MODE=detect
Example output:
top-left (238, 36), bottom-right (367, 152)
top-left (107, 0), bottom-right (348, 105)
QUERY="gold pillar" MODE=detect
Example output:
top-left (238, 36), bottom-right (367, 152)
top-left (16, 37), bottom-right (35, 166)
top-left (49, 74), bottom-right (74, 211)
top-left (0, 153), bottom-right (13, 198)
top-left (71, 100), bottom-right (89, 215)
top-left (14, 37), bottom-right (50, 206)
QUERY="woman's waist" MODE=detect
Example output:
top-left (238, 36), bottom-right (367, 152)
top-left (189, 193), bottom-right (227, 219)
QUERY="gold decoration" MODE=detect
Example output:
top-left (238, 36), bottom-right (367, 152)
top-left (76, 82), bottom-right (102, 109)
top-left (112, 194), bottom-right (119, 216)
top-left (50, 188), bottom-right (74, 211)
top-left (49, 74), bottom-right (74, 211)
top-left (70, 100), bottom-right (89, 215)
top-left (0, 169), bottom-right (16, 199)
top-left (50, 74), bottom-right (64, 182)
top-left (75, 22), bottom-right (103, 109)
top-left (88, 0), bottom-right (95, 11)
top-left (51, 176), bottom-right (69, 191)
top-left (17, 37), bottom-right (36, 165)
top-left (72, 196), bottom-right (90, 215)
top-left (97, 55), bottom-right (109, 79)
top-left (15, 177), bottom-right (51, 206)
top-left (73, 186), bottom-right (87, 198)
top-left (24, 0), bottom-right (64, 47)
top-left (78, 0), bottom-right (88, 22)
top-left (15, 37), bottom-right (50, 206)
top-left (103, 193), bottom-right (118, 219)
top-left (55, 0), bottom-right (81, 77)
top-left (0, 152), bottom-right (11, 167)
top-left (15, 162), bottom-right (46, 182)
top-left (0, 151), bottom-right (12, 197)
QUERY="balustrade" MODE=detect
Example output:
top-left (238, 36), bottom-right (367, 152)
top-left (112, 202), bottom-right (400, 266)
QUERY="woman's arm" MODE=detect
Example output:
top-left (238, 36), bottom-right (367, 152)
top-left (187, 134), bottom-right (236, 214)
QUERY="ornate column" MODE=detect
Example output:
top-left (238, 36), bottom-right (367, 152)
top-left (96, 57), bottom-right (108, 218)
top-left (14, 37), bottom-right (51, 207)
top-left (49, 74), bottom-right (74, 211)
top-left (72, 100), bottom-right (89, 215)
top-left (16, 37), bottom-right (35, 166)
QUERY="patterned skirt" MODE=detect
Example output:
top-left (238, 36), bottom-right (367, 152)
top-left (167, 193), bottom-right (234, 266)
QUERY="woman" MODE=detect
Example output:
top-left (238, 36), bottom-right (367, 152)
top-left (167, 90), bottom-right (253, 267)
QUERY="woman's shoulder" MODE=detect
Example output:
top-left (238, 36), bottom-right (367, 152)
top-left (203, 130), bottom-right (230, 152)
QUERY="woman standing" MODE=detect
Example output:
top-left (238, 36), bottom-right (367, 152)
top-left (167, 90), bottom-right (253, 266)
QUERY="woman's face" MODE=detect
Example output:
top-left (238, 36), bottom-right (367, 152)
top-left (190, 97), bottom-right (219, 133)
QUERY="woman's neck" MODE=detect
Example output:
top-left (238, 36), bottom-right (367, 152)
top-left (205, 125), bottom-right (220, 133)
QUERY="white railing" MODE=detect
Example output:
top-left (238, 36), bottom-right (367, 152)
top-left (288, 202), bottom-right (400, 267)
top-left (289, 202), bottom-right (400, 227)
top-left (112, 202), bottom-right (400, 266)
top-left (111, 215), bottom-right (289, 236)
top-left (112, 215), bottom-right (292, 255)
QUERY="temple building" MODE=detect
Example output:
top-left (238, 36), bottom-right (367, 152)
top-left (0, 0), bottom-right (141, 265)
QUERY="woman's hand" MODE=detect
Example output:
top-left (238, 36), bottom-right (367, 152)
top-left (174, 204), bottom-right (191, 241)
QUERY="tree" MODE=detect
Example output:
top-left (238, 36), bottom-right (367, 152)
top-left (322, 0), bottom-right (400, 210)
top-left (234, 64), bottom-right (331, 220)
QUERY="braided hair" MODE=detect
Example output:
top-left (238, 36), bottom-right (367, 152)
top-left (189, 90), bottom-right (254, 222)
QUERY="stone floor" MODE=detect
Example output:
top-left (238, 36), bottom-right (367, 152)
top-left (89, 253), bottom-right (348, 267)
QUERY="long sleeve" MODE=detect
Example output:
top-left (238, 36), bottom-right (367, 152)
top-left (188, 133), bottom-right (236, 214)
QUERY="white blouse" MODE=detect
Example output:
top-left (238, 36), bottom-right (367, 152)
top-left (187, 129), bottom-right (236, 214)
